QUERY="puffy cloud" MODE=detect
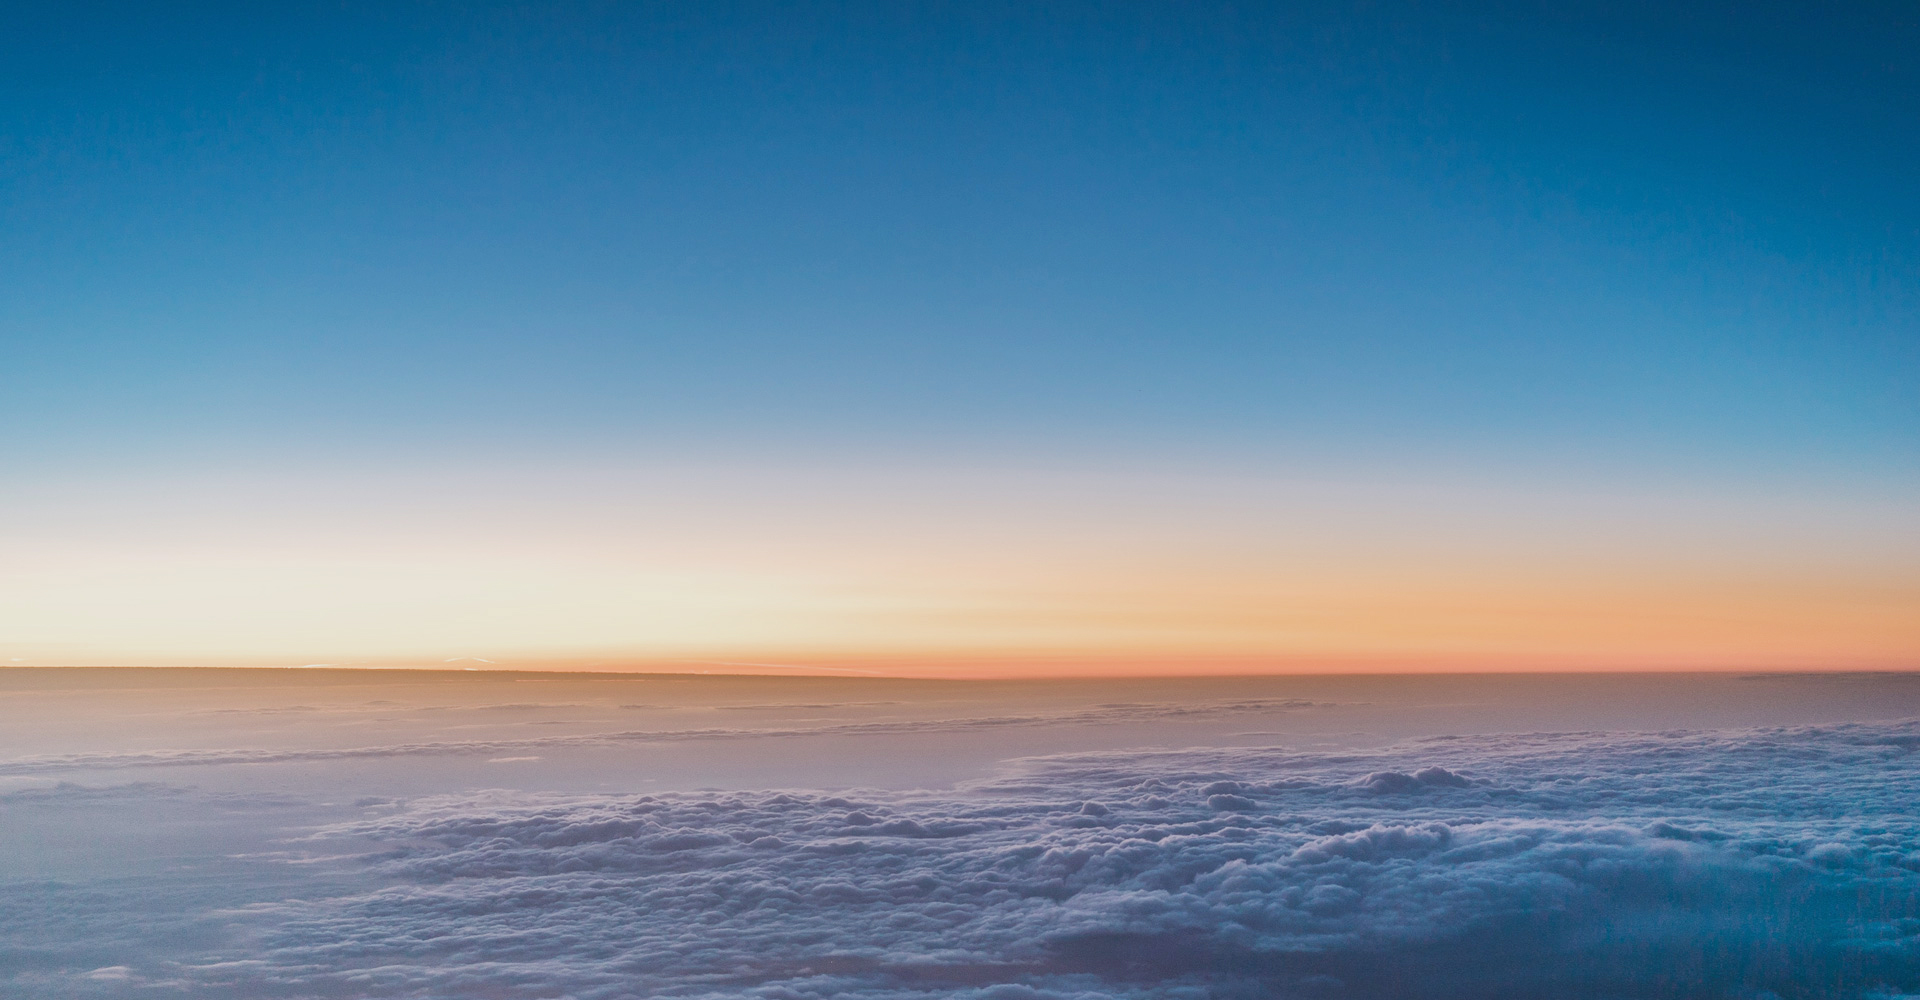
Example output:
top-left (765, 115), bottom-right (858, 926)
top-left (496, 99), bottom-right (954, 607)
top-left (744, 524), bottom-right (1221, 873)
top-left (12, 722), bottom-right (1920, 999)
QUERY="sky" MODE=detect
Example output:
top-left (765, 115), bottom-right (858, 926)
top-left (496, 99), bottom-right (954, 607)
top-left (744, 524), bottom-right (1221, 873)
top-left (2, 1), bottom-right (1916, 671)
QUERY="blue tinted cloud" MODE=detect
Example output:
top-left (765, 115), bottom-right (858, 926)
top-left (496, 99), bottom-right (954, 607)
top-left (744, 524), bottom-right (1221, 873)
top-left (13, 723), bottom-right (1920, 999)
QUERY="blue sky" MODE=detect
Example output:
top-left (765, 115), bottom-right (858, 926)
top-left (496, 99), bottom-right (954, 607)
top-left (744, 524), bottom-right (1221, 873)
top-left (2, 3), bottom-right (1917, 668)
top-left (5, 1), bottom-right (1913, 473)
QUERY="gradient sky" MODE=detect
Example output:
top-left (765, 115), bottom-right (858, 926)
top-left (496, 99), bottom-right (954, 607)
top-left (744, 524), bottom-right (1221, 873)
top-left (2, 1), bottom-right (1916, 671)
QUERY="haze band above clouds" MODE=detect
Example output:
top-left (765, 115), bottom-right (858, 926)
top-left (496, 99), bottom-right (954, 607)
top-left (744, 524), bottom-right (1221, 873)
top-left (10, 722), bottom-right (1920, 999)
top-left (0, 699), bottom-right (1328, 776)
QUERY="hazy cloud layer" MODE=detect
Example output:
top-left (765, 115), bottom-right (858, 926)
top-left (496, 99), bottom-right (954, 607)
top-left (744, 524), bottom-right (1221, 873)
top-left (10, 722), bottom-right (1920, 999)
top-left (0, 700), bottom-right (1329, 776)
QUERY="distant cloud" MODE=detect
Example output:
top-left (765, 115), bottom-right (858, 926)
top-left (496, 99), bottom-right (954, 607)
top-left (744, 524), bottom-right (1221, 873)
top-left (0, 700), bottom-right (1335, 776)
top-left (13, 722), bottom-right (1918, 999)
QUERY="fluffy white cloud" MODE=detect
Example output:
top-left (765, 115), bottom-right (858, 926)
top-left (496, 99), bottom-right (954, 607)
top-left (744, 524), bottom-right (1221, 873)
top-left (11, 722), bottom-right (1920, 999)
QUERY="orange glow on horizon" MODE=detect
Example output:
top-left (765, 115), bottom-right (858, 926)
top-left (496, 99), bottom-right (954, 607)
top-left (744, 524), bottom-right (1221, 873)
top-left (3, 460), bottom-right (1915, 675)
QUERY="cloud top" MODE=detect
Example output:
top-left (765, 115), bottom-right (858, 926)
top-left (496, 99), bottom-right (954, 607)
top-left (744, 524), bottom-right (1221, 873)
top-left (12, 722), bottom-right (1920, 999)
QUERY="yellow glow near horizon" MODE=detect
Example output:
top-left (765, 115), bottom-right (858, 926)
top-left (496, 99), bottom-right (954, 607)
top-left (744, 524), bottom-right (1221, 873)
top-left (3, 459), bottom-right (1915, 674)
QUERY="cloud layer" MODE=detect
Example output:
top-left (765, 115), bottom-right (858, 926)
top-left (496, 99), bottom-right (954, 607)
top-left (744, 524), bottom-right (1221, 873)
top-left (0, 699), bottom-right (1329, 776)
top-left (12, 722), bottom-right (1920, 999)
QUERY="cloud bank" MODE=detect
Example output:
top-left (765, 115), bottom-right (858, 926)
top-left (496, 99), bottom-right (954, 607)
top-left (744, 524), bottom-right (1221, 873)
top-left (12, 722), bottom-right (1920, 999)
top-left (0, 699), bottom-right (1330, 776)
